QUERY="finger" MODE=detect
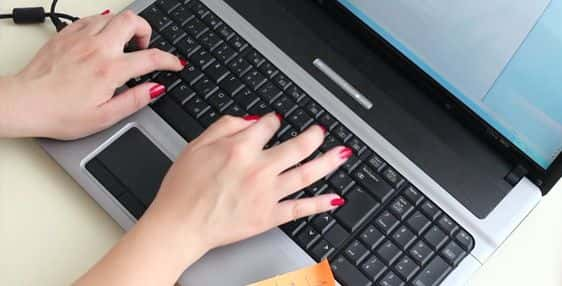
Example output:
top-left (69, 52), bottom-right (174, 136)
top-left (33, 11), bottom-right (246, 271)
top-left (233, 113), bottom-right (281, 149)
top-left (275, 194), bottom-right (345, 225)
top-left (60, 13), bottom-right (113, 36)
top-left (189, 115), bottom-right (258, 149)
top-left (99, 10), bottom-right (152, 51)
top-left (96, 82), bottom-right (164, 127)
top-left (265, 125), bottom-right (325, 172)
top-left (278, 146), bottom-right (352, 198)
top-left (115, 48), bottom-right (184, 84)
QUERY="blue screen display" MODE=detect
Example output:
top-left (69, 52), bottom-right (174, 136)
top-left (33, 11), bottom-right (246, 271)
top-left (338, 0), bottom-right (562, 169)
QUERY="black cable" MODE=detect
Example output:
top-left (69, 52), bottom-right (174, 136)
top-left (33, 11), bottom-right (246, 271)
top-left (0, 0), bottom-right (79, 31)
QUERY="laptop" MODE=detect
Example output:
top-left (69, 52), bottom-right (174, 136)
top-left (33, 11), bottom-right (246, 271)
top-left (39, 0), bottom-right (562, 285)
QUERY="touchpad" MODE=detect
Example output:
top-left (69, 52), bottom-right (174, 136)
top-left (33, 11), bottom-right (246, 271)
top-left (85, 127), bottom-right (172, 218)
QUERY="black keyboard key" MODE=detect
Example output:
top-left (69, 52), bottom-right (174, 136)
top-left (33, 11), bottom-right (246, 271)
top-left (180, 65), bottom-right (204, 85)
top-left (273, 73), bottom-right (292, 90)
top-left (259, 61), bottom-right (279, 78)
top-left (244, 49), bottom-right (266, 67)
top-left (258, 82), bottom-right (283, 104)
top-left (331, 256), bottom-right (373, 286)
top-left (307, 182), bottom-right (328, 196)
top-left (199, 31), bottom-right (223, 51)
top-left (216, 24), bottom-right (235, 40)
top-left (213, 43), bottom-right (237, 63)
top-left (286, 85), bottom-right (307, 103)
top-left (376, 240), bottom-right (402, 265)
top-left (205, 61), bottom-right (230, 82)
top-left (324, 223), bottom-right (348, 248)
top-left (379, 271), bottom-right (405, 286)
top-left (193, 77), bottom-right (218, 98)
top-left (154, 71), bottom-right (181, 88)
top-left (375, 211), bottom-right (400, 235)
top-left (170, 5), bottom-right (195, 25)
top-left (420, 200), bottom-right (442, 221)
top-left (176, 35), bottom-right (201, 57)
top-left (184, 17), bottom-right (208, 38)
top-left (202, 13), bottom-right (222, 29)
top-left (310, 239), bottom-right (334, 261)
top-left (228, 34), bottom-right (248, 51)
top-left (367, 154), bottom-right (386, 172)
top-left (394, 255), bottom-right (420, 282)
top-left (359, 225), bottom-right (385, 250)
top-left (161, 24), bottom-right (186, 43)
top-left (424, 225), bottom-right (448, 250)
top-left (233, 87), bottom-right (259, 109)
top-left (295, 226), bottom-right (320, 249)
top-left (347, 137), bottom-right (366, 154)
top-left (455, 229), bottom-right (474, 251)
top-left (320, 135), bottom-right (340, 152)
top-left (361, 256), bottom-right (387, 281)
top-left (391, 225), bottom-right (416, 249)
top-left (199, 109), bottom-right (220, 127)
top-left (191, 49), bottom-right (215, 69)
top-left (311, 213), bottom-right (335, 233)
top-left (404, 185), bottom-right (424, 206)
top-left (305, 101), bottom-right (324, 118)
top-left (440, 241), bottom-right (466, 266)
top-left (353, 165), bottom-right (395, 202)
top-left (280, 219), bottom-right (306, 236)
top-left (329, 171), bottom-right (354, 195)
top-left (272, 96), bottom-right (297, 116)
top-left (335, 187), bottom-right (379, 232)
top-left (382, 167), bottom-right (405, 188)
top-left (141, 5), bottom-right (172, 31)
top-left (219, 74), bottom-right (244, 95)
top-left (184, 96), bottom-right (209, 119)
top-left (409, 240), bottom-right (433, 266)
top-left (156, 0), bottom-right (180, 13)
top-left (187, 1), bottom-right (210, 18)
top-left (279, 127), bottom-right (299, 143)
top-left (151, 37), bottom-right (175, 52)
top-left (389, 196), bottom-right (414, 220)
top-left (117, 192), bottom-right (146, 219)
top-left (318, 113), bottom-right (338, 130)
top-left (287, 109), bottom-right (314, 131)
top-left (228, 56), bottom-right (252, 77)
top-left (344, 240), bottom-right (369, 265)
top-left (406, 211), bottom-right (431, 235)
top-left (224, 104), bottom-right (245, 117)
top-left (243, 69), bottom-right (267, 91)
top-left (333, 125), bottom-right (352, 142)
top-left (168, 83), bottom-right (196, 104)
top-left (248, 100), bottom-right (273, 116)
top-left (342, 155), bottom-right (360, 173)
top-left (151, 97), bottom-right (204, 142)
top-left (412, 256), bottom-right (451, 286)
top-left (207, 90), bottom-right (233, 111)
top-left (437, 214), bottom-right (459, 235)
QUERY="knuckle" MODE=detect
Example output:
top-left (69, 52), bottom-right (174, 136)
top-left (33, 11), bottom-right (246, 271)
top-left (146, 48), bottom-right (164, 66)
top-left (297, 166), bottom-right (315, 187)
top-left (120, 10), bottom-right (137, 23)
top-left (291, 201), bottom-right (306, 220)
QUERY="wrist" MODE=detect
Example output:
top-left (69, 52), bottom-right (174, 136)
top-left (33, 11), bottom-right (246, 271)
top-left (0, 74), bottom-right (37, 138)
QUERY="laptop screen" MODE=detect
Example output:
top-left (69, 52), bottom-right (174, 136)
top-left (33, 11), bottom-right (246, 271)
top-left (337, 0), bottom-right (562, 169)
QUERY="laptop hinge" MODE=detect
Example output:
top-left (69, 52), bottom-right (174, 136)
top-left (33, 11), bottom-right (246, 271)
top-left (504, 164), bottom-right (529, 186)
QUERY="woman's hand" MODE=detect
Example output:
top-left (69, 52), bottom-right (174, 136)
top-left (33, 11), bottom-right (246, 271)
top-left (152, 113), bottom-right (351, 254)
top-left (0, 10), bottom-right (183, 140)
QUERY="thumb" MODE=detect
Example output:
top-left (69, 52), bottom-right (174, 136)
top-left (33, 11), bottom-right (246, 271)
top-left (98, 82), bottom-right (165, 126)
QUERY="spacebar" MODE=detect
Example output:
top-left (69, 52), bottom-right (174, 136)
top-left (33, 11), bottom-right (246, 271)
top-left (151, 97), bottom-right (204, 142)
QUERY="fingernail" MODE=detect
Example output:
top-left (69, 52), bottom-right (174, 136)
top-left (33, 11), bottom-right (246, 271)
top-left (319, 125), bottom-right (328, 134)
top-left (101, 9), bottom-right (111, 15)
top-left (330, 197), bottom-right (346, 207)
top-left (149, 84), bottom-right (166, 99)
top-left (243, 115), bottom-right (261, 121)
top-left (339, 147), bottom-right (353, 160)
top-left (179, 58), bottom-right (188, 67)
top-left (275, 113), bottom-right (283, 122)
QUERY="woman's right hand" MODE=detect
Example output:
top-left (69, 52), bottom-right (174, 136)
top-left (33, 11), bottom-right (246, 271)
top-left (148, 112), bottom-right (352, 257)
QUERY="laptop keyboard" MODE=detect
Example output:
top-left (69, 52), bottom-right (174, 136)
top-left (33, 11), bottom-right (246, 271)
top-left (127, 1), bottom-right (475, 285)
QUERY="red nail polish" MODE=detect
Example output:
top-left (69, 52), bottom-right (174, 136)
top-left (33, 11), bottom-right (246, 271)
top-left (339, 147), bottom-right (353, 160)
top-left (275, 113), bottom-right (283, 122)
top-left (330, 198), bottom-right (346, 207)
top-left (179, 58), bottom-right (188, 67)
top-left (319, 125), bottom-right (328, 134)
top-left (149, 84), bottom-right (166, 99)
top-left (243, 115), bottom-right (261, 121)
top-left (101, 9), bottom-right (111, 15)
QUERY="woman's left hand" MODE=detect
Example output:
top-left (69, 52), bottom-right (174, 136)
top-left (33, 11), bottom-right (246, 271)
top-left (0, 10), bottom-right (183, 140)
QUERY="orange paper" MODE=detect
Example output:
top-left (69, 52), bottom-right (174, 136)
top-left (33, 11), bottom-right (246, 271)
top-left (247, 260), bottom-right (335, 286)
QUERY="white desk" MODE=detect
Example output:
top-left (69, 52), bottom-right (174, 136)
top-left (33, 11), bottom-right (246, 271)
top-left (1, 1), bottom-right (561, 285)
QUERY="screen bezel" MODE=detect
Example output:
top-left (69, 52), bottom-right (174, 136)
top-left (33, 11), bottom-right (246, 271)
top-left (320, 0), bottom-right (562, 194)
